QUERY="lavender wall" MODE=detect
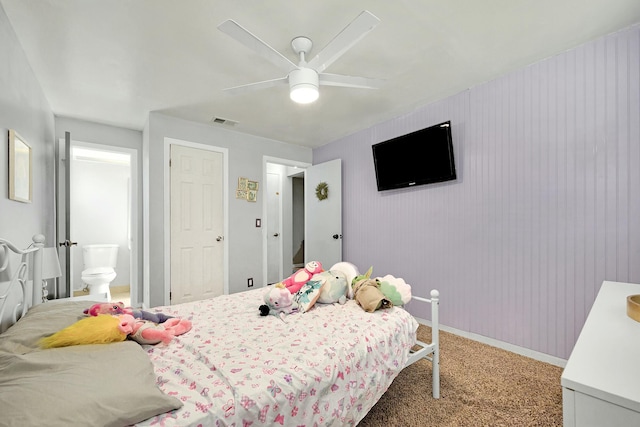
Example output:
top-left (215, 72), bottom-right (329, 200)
top-left (314, 24), bottom-right (640, 360)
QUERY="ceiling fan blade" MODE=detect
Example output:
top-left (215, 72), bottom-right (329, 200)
top-left (218, 20), bottom-right (297, 73)
top-left (307, 10), bottom-right (380, 74)
top-left (319, 73), bottom-right (384, 89)
top-left (222, 77), bottom-right (288, 95)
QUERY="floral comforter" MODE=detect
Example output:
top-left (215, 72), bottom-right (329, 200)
top-left (137, 287), bottom-right (418, 426)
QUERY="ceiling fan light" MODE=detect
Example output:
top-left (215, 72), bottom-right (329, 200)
top-left (289, 68), bottom-right (319, 104)
top-left (290, 84), bottom-right (319, 104)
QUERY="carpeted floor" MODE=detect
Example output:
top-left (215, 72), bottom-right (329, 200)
top-left (358, 325), bottom-right (564, 427)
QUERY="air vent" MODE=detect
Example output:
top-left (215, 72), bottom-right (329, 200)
top-left (211, 116), bottom-right (238, 126)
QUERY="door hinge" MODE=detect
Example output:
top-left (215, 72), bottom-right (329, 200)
top-left (169, 158), bottom-right (171, 167)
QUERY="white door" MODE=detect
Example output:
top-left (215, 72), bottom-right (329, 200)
top-left (304, 159), bottom-right (342, 268)
top-left (266, 172), bottom-right (282, 284)
top-left (56, 132), bottom-right (73, 299)
top-left (170, 144), bottom-right (224, 304)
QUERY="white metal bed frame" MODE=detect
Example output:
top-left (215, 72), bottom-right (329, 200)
top-left (0, 235), bottom-right (441, 400)
top-left (0, 234), bottom-right (44, 332)
top-left (406, 291), bottom-right (440, 398)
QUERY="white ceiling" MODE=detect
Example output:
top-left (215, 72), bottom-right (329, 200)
top-left (2, 1), bottom-right (640, 148)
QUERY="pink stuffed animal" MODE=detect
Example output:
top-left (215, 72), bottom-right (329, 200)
top-left (281, 261), bottom-right (323, 294)
top-left (119, 314), bottom-right (192, 345)
top-left (83, 302), bottom-right (173, 323)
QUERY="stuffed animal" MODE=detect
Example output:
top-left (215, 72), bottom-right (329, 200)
top-left (329, 262), bottom-right (360, 299)
top-left (351, 267), bottom-right (392, 313)
top-left (377, 275), bottom-right (412, 306)
top-left (314, 270), bottom-right (349, 305)
top-left (124, 315), bottom-right (192, 345)
top-left (280, 261), bottom-right (323, 294)
top-left (83, 302), bottom-right (174, 324)
top-left (39, 314), bottom-right (131, 348)
top-left (259, 283), bottom-right (299, 319)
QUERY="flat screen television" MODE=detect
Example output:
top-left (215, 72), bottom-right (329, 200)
top-left (372, 120), bottom-right (456, 191)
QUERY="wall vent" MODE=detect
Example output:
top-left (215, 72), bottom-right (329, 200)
top-left (211, 116), bottom-right (238, 126)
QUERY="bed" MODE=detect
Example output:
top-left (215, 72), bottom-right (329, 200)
top-left (0, 235), bottom-right (440, 426)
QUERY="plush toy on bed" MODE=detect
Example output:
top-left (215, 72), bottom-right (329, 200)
top-left (376, 275), bottom-right (412, 306)
top-left (279, 261), bottom-right (323, 294)
top-left (83, 302), bottom-right (174, 323)
top-left (39, 314), bottom-right (132, 348)
top-left (125, 315), bottom-right (192, 345)
top-left (313, 270), bottom-right (349, 305)
top-left (352, 267), bottom-right (393, 313)
top-left (39, 313), bottom-right (192, 348)
top-left (259, 283), bottom-right (299, 319)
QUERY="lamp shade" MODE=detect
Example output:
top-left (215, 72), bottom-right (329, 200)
top-left (42, 247), bottom-right (62, 280)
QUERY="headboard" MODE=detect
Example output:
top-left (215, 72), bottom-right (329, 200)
top-left (0, 234), bottom-right (44, 333)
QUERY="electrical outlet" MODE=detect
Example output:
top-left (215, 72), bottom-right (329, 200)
top-left (247, 278), bottom-right (253, 287)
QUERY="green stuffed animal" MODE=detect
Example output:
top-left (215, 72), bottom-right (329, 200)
top-left (351, 267), bottom-right (392, 312)
top-left (314, 270), bottom-right (349, 305)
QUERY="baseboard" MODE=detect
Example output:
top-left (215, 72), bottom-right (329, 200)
top-left (414, 316), bottom-right (567, 368)
top-left (73, 285), bottom-right (130, 297)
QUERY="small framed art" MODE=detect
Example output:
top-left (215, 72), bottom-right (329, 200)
top-left (238, 177), bottom-right (248, 191)
top-left (8, 129), bottom-right (32, 203)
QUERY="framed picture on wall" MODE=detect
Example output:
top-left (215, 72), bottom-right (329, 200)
top-left (238, 177), bottom-right (248, 191)
top-left (8, 129), bottom-right (32, 203)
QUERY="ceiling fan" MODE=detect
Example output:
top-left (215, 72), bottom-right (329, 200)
top-left (217, 10), bottom-right (382, 104)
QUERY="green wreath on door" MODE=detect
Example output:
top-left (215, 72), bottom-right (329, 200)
top-left (315, 182), bottom-right (329, 200)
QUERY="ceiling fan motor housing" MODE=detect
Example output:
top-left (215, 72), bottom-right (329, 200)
top-left (289, 68), bottom-right (319, 103)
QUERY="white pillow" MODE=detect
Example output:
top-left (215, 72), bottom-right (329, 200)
top-left (329, 262), bottom-right (360, 299)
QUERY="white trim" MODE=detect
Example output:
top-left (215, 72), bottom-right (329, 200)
top-left (414, 316), bottom-right (567, 368)
top-left (163, 137), bottom-right (229, 306)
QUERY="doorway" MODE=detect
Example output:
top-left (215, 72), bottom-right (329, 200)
top-left (56, 138), bottom-right (138, 304)
top-left (263, 157), bottom-right (310, 286)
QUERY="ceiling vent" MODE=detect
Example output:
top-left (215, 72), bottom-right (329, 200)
top-left (211, 116), bottom-right (237, 126)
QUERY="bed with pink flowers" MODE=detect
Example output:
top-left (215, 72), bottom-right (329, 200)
top-left (0, 235), bottom-right (439, 427)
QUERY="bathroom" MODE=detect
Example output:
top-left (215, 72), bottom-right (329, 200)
top-left (69, 144), bottom-right (133, 304)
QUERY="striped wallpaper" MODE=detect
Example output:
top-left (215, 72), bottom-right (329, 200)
top-left (314, 24), bottom-right (640, 360)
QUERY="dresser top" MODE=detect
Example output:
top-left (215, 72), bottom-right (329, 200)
top-left (561, 281), bottom-right (640, 412)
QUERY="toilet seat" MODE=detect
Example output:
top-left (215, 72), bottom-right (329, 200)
top-left (82, 267), bottom-right (115, 276)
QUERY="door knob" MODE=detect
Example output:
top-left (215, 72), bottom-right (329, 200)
top-left (216, 236), bottom-right (224, 241)
top-left (59, 240), bottom-right (77, 247)
top-left (332, 234), bottom-right (342, 239)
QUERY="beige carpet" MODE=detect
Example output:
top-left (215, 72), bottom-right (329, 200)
top-left (359, 325), bottom-right (564, 427)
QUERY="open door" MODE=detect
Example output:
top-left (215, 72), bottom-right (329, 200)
top-left (56, 132), bottom-right (74, 299)
top-left (304, 159), bottom-right (342, 267)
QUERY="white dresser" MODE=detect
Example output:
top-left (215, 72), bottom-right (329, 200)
top-left (562, 281), bottom-right (640, 426)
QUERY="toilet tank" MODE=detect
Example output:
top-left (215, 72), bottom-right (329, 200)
top-left (82, 244), bottom-right (119, 269)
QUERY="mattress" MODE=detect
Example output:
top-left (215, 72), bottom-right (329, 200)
top-left (137, 287), bottom-right (419, 426)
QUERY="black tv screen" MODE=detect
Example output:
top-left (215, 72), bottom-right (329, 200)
top-left (372, 120), bottom-right (456, 191)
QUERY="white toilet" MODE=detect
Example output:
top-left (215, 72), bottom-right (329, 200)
top-left (81, 244), bottom-right (119, 301)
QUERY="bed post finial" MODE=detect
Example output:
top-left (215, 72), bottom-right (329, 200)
top-left (31, 234), bottom-right (45, 306)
